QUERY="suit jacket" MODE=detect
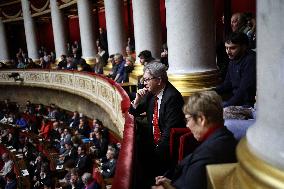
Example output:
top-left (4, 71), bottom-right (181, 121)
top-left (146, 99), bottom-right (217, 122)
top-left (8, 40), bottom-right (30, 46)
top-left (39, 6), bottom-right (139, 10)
top-left (129, 81), bottom-right (185, 156)
top-left (168, 127), bottom-right (237, 189)
top-left (64, 147), bottom-right (78, 162)
top-left (101, 159), bottom-right (117, 178)
top-left (76, 155), bottom-right (92, 176)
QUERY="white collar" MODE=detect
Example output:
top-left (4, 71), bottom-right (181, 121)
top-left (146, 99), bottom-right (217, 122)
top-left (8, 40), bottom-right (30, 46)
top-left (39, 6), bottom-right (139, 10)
top-left (156, 87), bottom-right (165, 100)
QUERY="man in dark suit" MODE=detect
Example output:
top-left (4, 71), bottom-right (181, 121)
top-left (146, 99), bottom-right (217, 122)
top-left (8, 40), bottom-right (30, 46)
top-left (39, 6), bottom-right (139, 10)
top-left (58, 141), bottom-right (78, 165)
top-left (153, 91), bottom-right (237, 189)
top-left (129, 62), bottom-right (186, 186)
top-left (75, 145), bottom-right (92, 176)
top-left (98, 149), bottom-right (117, 179)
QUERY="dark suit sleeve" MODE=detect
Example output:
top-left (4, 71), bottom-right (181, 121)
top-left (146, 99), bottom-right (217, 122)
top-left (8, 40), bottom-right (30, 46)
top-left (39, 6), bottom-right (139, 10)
top-left (102, 160), bottom-right (117, 178)
top-left (157, 94), bottom-right (185, 153)
top-left (128, 95), bottom-right (148, 117)
top-left (180, 161), bottom-right (207, 189)
top-left (215, 63), bottom-right (233, 94)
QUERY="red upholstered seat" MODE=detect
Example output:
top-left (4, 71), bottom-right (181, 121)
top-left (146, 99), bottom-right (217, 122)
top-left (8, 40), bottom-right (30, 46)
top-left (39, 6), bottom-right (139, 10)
top-left (169, 128), bottom-right (191, 165)
top-left (178, 132), bottom-right (200, 162)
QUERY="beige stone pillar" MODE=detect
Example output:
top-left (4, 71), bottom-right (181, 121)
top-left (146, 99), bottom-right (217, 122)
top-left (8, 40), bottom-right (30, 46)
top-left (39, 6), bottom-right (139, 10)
top-left (237, 1), bottom-right (284, 188)
top-left (132, 0), bottom-right (162, 76)
top-left (50, 0), bottom-right (67, 62)
top-left (77, 0), bottom-right (96, 66)
top-left (104, 0), bottom-right (125, 56)
top-left (21, 0), bottom-right (39, 60)
top-left (166, 0), bottom-right (219, 96)
top-left (0, 18), bottom-right (9, 62)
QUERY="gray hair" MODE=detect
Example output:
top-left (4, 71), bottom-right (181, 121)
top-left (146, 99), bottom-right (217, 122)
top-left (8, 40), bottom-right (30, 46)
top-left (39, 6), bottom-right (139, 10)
top-left (82, 172), bottom-right (93, 184)
top-left (143, 61), bottom-right (168, 82)
top-left (114, 53), bottom-right (123, 61)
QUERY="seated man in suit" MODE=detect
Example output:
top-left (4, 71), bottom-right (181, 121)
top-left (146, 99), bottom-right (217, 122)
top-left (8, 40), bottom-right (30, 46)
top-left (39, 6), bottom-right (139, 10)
top-left (75, 145), bottom-right (92, 176)
top-left (214, 32), bottom-right (256, 107)
top-left (152, 91), bottom-right (237, 189)
top-left (129, 62), bottom-right (186, 186)
top-left (58, 141), bottom-right (77, 165)
top-left (97, 148), bottom-right (117, 179)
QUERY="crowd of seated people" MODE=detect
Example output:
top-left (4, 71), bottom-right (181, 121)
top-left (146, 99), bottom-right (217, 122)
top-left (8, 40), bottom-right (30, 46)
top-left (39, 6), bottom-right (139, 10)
top-left (217, 12), bottom-right (256, 80)
top-left (0, 99), bottom-right (120, 189)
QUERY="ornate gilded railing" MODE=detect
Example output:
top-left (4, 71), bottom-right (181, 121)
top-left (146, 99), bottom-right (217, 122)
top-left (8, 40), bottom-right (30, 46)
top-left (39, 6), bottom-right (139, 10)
top-left (0, 70), bottom-right (131, 138)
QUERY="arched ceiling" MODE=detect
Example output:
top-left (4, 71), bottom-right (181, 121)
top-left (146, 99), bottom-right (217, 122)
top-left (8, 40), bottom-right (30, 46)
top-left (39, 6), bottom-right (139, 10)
top-left (0, 0), bottom-right (107, 23)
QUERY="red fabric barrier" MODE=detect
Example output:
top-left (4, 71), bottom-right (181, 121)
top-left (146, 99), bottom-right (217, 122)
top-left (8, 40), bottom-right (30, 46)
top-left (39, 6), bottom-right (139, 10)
top-left (178, 132), bottom-right (200, 162)
top-left (111, 114), bottom-right (134, 189)
top-left (169, 128), bottom-right (190, 165)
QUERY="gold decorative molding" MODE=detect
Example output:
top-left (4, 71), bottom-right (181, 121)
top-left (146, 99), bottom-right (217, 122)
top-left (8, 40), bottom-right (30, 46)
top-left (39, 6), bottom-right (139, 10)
top-left (131, 62), bottom-right (143, 76)
top-left (168, 70), bottom-right (221, 96)
top-left (2, 9), bottom-right (21, 19)
top-left (0, 70), bottom-right (127, 137)
top-left (207, 138), bottom-right (284, 189)
top-left (207, 163), bottom-right (238, 189)
top-left (59, 0), bottom-right (77, 9)
top-left (235, 138), bottom-right (284, 189)
top-left (0, 0), bottom-right (20, 8)
top-left (85, 58), bottom-right (95, 68)
top-left (31, 9), bottom-right (51, 17)
top-left (103, 61), bottom-right (113, 76)
top-left (30, 0), bottom-right (50, 13)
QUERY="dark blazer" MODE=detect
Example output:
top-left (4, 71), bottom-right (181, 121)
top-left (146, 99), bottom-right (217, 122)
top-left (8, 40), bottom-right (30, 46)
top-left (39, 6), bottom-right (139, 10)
top-left (129, 81), bottom-right (185, 172)
top-left (101, 159), bottom-right (117, 178)
top-left (167, 127), bottom-right (237, 189)
top-left (65, 147), bottom-right (78, 162)
top-left (76, 155), bottom-right (92, 176)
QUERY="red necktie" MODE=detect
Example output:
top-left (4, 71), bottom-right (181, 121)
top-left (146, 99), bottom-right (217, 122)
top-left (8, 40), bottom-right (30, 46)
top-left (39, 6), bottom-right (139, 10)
top-left (153, 96), bottom-right (161, 145)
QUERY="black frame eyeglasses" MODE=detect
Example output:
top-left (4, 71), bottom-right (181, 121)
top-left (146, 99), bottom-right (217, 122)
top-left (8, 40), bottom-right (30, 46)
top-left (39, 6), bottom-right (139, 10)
top-left (143, 77), bottom-right (157, 83)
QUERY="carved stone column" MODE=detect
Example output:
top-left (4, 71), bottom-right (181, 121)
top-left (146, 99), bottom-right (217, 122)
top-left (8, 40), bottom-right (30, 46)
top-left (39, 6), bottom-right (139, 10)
top-left (104, 0), bottom-right (125, 55)
top-left (21, 0), bottom-right (39, 60)
top-left (0, 18), bottom-right (9, 62)
top-left (77, 0), bottom-right (96, 66)
top-left (132, 0), bottom-right (162, 59)
top-left (239, 1), bottom-right (284, 188)
top-left (166, 0), bottom-right (219, 96)
top-left (50, 0), bottom-right (67, 62)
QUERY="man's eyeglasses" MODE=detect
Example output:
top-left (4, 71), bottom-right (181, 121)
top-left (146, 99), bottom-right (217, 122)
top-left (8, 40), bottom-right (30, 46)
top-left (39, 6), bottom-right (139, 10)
top-left (143, 77), bottom-right (157, 83)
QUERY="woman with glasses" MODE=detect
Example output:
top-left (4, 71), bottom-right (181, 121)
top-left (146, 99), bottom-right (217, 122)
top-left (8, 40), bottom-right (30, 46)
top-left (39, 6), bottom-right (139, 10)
top-left (152, 91), bottom-right (237, 189)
